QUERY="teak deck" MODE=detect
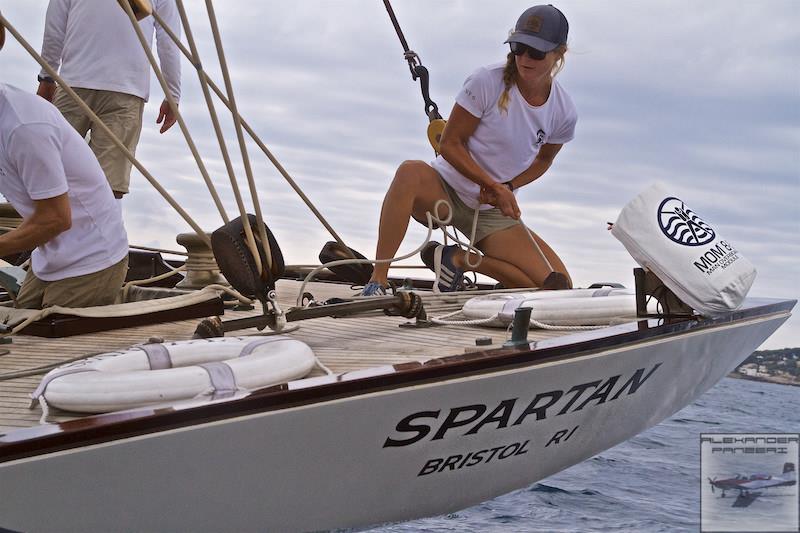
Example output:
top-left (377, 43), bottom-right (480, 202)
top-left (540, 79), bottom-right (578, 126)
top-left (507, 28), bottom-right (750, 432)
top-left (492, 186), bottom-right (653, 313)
top-left (0, 280), bottom-right (572, 433)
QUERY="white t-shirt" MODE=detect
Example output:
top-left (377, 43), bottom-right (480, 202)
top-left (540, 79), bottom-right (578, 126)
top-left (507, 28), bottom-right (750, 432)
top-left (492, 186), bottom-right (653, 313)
top-left (431, 63), bottom-right (577, 209)
top-left (39, 0), bottom-right (181, 102)
top-left (0, 84), bottom-right (129, 281)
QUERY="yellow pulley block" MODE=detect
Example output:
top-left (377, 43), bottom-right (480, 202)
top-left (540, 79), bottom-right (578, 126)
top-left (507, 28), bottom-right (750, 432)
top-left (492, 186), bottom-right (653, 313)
top-left (117, 0), bottom-right (154, 21)
top-left (427, 119), bottom-right (447, 155)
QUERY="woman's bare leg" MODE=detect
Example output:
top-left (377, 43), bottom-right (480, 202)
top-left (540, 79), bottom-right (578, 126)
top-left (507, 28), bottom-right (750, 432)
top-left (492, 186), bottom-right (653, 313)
top-left (439, 245), bottom-right (531, 287)
top-left (469, 224), bottom-right (572, 288)
top-left (369, 161), bottom-right (569, 289)
top-left (370, 160), bottom-right (450, 285)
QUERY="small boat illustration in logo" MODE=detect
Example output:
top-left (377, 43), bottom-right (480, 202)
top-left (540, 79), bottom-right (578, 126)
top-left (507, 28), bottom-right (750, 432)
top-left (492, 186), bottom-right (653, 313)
top-left (658, 197), bottom-right (716, 246)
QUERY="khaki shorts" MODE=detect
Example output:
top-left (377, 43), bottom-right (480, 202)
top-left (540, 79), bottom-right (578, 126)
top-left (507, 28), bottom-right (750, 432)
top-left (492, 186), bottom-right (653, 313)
top-left (433, 178), bottom-right (519, 244)
top-left (15, 256), bottom-right (129, 309)
top-left (54, 87), bottom-right (145, 196)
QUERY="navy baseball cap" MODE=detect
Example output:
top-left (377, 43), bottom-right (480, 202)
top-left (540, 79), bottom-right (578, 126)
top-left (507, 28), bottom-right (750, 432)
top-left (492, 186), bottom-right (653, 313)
top-left (505, 5), bottom-right (569, 52)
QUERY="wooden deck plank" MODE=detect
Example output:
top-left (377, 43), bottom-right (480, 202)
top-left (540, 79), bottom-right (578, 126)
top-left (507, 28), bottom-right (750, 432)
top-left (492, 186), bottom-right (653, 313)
top-left (0, 281), bottom-right (584, 432)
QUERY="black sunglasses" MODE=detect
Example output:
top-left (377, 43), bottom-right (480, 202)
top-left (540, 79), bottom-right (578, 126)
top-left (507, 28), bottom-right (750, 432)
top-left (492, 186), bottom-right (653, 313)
top-left (509, 42), bottom-right (547, 61)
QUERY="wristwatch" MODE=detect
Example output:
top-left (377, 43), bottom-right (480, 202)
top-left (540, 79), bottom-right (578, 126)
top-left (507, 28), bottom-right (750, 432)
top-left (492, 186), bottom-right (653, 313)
top-left (37, 74), bottom-right (54, 83)
top-left (503, 181), bottom-right (514, 192)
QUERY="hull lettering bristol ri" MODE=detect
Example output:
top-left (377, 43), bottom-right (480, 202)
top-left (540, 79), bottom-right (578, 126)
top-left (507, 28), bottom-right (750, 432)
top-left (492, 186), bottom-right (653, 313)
top-left (384, 363), bottom-right (662, 448)
top-left (418, 440), bottom-right (530, 477)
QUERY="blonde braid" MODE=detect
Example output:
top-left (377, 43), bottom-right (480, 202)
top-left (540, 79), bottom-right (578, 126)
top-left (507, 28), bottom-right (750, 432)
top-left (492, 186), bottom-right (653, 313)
top-left (550, 45), bottom-right (568, 78)
top-left (497, 52), bottom-right (517, 114)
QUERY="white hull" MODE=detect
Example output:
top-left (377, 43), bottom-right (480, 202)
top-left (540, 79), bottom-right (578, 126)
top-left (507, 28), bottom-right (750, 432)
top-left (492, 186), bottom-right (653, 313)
top-left (0, 312), bottom-right (789, 532)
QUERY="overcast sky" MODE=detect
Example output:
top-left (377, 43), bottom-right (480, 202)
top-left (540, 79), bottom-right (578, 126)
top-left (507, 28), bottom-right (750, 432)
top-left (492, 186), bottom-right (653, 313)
top-left (2, 1), bottom-right (799, 349)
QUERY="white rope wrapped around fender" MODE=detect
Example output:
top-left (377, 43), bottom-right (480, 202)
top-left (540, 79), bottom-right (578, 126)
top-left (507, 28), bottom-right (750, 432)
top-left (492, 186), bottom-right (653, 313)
top-left (529, 319), bottom-right (606, 331)
top-left (427, 309), bottom-right (606, 329)
top-left (447, 289), bottom-right (646, 331)
top-left (428, 309), bottom-right (500, 326)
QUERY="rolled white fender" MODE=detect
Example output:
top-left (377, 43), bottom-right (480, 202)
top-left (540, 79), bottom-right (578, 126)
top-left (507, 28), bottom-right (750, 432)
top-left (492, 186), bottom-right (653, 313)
top-left (461, 288), bottom-right (652, 327)
top-left (32, 336), bottom-right (316, 413)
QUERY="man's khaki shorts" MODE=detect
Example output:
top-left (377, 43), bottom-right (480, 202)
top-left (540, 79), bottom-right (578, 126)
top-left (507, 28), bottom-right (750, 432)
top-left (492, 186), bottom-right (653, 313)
top-left (15, 256), bottom-right (129, 309)
top-left (54, 87), bottom-right (145, 196)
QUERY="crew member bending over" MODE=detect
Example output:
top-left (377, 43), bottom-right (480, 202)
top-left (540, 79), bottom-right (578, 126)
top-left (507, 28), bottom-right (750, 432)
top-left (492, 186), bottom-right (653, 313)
top-left (362, 5), bottom-right (576, 295)
top-left (0, 80), bottom-right (129, 309)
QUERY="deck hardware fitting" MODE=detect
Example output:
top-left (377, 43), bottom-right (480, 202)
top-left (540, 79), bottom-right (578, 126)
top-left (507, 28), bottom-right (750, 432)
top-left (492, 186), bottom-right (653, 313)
top-left (503, 307), bottom-right (532, 347)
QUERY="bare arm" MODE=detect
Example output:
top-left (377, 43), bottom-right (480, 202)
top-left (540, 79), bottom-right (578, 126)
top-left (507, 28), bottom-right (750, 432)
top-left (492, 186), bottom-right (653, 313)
top-left (439, 103), bottom-right (521, 218)
top-left (3, 123), bottom-right (73, 257)
top-left (478, 143), bottom-right (563, 214)
top-left (0, 194), bottom-right (72, 257)
top-left (509, 143), bottom-right (563, 189)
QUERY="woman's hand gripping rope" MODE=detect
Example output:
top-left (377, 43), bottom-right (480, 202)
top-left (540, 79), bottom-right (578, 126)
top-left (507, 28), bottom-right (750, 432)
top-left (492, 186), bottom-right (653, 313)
top-left (479, 183), bottom-right (521, 220)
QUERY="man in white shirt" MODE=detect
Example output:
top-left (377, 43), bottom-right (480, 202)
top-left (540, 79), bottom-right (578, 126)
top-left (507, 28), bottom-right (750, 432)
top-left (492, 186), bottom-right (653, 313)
top-left (0, 80), bottom-right (129, 309)
top-left (36, 0), bottom-right (181, 198)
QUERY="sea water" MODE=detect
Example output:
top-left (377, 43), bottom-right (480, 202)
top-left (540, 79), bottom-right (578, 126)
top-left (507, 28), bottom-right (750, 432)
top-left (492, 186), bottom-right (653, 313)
top-left (370, 377), bottom-right (800, 532)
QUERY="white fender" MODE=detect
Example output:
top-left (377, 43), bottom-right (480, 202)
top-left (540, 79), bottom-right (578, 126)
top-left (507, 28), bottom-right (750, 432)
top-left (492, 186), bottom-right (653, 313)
top-left (461, 288), bottom-right (652, 327)
top-left (32, 336), bottom-right (316, 413)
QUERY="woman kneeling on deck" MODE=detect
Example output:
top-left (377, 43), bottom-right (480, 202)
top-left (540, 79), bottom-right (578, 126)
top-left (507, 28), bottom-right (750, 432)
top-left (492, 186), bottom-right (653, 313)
top-left (362, 5), bottom-right (576, 296)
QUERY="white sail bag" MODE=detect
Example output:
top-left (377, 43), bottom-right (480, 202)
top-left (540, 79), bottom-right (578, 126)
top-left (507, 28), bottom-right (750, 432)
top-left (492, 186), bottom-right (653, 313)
top-left (610, 183), bottom-right (756, 316)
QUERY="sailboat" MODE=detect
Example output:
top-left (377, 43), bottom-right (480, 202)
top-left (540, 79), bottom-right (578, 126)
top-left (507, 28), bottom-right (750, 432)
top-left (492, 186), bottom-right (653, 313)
top-left (0, 2), bottom-right (794, 531)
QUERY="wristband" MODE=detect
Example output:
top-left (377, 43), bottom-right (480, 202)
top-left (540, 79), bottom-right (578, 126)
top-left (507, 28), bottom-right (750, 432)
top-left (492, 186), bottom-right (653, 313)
top-left (503, 181), bottom-right (514, 192)
top-left (37, 74), bottom-right (55, 83)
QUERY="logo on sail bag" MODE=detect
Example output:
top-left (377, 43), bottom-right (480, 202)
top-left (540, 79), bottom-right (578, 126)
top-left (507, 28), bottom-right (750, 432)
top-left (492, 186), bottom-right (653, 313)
top-left (610, 182), bottom-right (756, 317)
top-left (657, 197), bottom-right (716, 246)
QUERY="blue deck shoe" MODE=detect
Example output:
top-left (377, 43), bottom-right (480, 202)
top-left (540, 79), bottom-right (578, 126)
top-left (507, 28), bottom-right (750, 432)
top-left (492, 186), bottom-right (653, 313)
top-left (359, 281), bottom-right (387, 296)
top-left (421, 242), bottom-right (464, 292)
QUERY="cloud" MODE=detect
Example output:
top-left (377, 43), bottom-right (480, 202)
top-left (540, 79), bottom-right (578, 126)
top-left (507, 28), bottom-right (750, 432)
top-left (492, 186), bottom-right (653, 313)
top-left (1, 0), bottom-right (798, 349)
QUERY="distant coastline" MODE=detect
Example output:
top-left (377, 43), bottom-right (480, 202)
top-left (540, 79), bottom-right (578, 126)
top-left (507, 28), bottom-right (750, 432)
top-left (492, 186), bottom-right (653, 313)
top-left (727, 372), bottom-right (799, 387)
top-left (729, 347), bottom-right (799, 387)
